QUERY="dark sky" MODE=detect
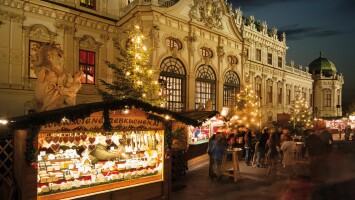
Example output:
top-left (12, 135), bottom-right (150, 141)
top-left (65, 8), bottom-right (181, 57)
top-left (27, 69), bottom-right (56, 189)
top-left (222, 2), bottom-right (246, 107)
top-left (227, 0), bottom-right (355, 104)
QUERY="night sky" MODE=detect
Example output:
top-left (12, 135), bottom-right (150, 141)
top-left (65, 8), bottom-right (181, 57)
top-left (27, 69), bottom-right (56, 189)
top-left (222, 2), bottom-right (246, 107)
top-left (227, 0), bottom-right (355, 106)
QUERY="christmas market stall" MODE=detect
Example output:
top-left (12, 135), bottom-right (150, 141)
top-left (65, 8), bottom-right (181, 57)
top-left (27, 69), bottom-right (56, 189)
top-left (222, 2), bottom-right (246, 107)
top-left (9, 99), bottom-right (203, 200)
top-left (176, 111), bottom-right (221, 169)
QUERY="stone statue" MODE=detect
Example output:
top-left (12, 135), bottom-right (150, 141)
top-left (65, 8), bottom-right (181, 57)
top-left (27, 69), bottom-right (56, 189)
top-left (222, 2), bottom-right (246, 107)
top-left (33, 43), bottom-right (83, 112)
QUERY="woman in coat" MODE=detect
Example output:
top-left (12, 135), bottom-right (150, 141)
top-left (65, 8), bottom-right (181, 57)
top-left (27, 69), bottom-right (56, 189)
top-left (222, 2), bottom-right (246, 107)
top-left (281, 134), bottom-right (297, 177)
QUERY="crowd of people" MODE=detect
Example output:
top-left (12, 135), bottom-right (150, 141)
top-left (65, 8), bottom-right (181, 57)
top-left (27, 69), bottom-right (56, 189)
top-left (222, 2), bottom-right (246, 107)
top-left (207, 126), bottom-right (344, 180)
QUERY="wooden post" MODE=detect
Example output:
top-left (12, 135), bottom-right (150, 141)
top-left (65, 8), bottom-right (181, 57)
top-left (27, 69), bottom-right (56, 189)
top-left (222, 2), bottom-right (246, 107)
top-left (14, 130), bottom-right (37, 200)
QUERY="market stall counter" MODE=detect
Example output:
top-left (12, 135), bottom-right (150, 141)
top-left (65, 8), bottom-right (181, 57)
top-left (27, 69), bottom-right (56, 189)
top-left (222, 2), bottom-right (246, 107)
top-left (9, 99), bottom-right (182, 200)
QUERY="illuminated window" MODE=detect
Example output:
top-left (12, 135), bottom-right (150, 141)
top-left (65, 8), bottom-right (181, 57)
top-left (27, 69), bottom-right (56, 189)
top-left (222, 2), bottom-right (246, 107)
top-left (79, 49), bottom-right (95, 84)
top-left (200, 47), bottom-right (213, 58)
top-left (223, 71), bottom-right (240, 107)
top-left (29, 40), bottom-right (45, 78)
top-left (159, 57), bottom-right (186, 111)
top-left (195, 65), bottom-right (216, 110)
top-left (256, 49), bottom-right (261, 61)
top-left (267, 53), bottom-right (272, 65)
top-left (80, 0), bottom-right (96, 9)
top-left (166, 37), bottom-right (182, 50)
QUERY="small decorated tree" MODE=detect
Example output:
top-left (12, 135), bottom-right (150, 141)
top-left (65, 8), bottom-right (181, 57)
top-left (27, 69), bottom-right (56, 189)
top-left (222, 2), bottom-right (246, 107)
top-left (228, 85), bottom-right (261, 130)
top-left (289, 92), bottom-right (312, 134)
top-left (99, 25), bottom-right (166, 106)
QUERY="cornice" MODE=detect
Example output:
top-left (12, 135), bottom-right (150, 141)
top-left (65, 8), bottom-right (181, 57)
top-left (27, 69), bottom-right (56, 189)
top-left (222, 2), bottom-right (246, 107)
top-left (0, 10), bottom-right (25, 22)
top-left (1, 0), bottom-right (117, 33)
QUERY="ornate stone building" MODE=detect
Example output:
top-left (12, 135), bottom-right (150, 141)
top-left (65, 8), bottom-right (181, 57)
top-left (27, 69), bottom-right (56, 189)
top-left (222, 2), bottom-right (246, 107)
top-left (0, 0), bottom-right (342, 124)
top-left (309, 52), bottom-right (344, 118)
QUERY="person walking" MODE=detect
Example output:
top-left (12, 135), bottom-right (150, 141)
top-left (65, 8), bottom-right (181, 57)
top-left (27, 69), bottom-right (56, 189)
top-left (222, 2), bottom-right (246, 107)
top-left (266, 128), bottom-right (279, 176)
top-left (281, 134), bottom-right (297, 178)
top-left (207, 134), bottom-right (216, 178)
top-left (244, 130), bottom-right (252, 166)
top-left (344, 125), bottom-right (351, 141)
top-left (210, 132), bottom-right (227, 180)
top-left (338, 124), bottom-right (342, 139)
top-left (256, 127), bottom-right (269, 167)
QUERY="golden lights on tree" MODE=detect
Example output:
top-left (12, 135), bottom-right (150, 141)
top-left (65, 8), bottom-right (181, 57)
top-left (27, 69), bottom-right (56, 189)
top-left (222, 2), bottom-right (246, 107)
top-left (289, 92), bottom-right (312, 132)
top-left (99, 25), bottom-right (166, 106)
top-left (229, 85), bottom-right (261, 129)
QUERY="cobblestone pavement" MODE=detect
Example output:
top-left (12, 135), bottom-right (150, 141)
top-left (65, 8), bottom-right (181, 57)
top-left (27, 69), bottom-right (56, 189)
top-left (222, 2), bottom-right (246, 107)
top-left (171, 139), bottom-right (355, 200)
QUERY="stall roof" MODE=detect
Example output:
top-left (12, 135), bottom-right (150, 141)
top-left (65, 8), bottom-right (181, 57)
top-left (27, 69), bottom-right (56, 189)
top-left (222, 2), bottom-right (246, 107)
top-left (318, 116), bottom-right (344, 120)
top-left (8, 99), bottom-right (218, 129)
top-left (177, 110), bottom-right (220, 125)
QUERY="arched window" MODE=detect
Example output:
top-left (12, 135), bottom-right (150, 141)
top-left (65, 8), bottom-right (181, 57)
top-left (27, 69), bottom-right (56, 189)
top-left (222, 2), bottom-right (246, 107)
top-left (159, 57), bottom-right (186, 111)
top-left (165, 37), bottom-right (182, 50)
top-left (223, 71), bottom-right (240, 107)
top-left (195, 65), bottom-right (216, 110)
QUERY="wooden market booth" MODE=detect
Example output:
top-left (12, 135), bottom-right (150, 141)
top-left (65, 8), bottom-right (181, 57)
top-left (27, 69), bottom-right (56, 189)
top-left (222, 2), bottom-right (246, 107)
top-left (9, 99), bottom-right (205, 200)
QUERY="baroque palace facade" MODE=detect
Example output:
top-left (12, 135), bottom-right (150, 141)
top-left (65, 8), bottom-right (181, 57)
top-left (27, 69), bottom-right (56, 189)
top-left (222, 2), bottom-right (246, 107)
top-left (0, 0), bottom-right (343, 124)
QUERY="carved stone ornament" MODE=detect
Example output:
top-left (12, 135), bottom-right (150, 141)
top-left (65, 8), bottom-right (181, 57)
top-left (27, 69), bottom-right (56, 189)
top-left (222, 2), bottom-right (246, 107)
top-left (189, 0), bottom-right (223, 30)
top-left (24, 24), bottom-right (57, 42)
top-left (217, 46), bottom-right (225, 58)
top-left (76, 35), bottom-right (102, 51)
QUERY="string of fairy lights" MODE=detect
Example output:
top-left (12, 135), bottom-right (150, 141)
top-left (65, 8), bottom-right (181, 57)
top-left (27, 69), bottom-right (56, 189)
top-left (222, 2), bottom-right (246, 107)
top-left (125, 25), bottom-right (166, 107)
top-left (229, 85), bottom-right (261, 129)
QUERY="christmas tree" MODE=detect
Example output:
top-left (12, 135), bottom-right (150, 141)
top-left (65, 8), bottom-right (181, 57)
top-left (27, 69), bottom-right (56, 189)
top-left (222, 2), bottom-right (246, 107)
top-left (289, 92), bottom-right (312, 133)
top-left (99, 25), bottom-right (166, 106)
top-left (229, 85), bottom-right (261, 129)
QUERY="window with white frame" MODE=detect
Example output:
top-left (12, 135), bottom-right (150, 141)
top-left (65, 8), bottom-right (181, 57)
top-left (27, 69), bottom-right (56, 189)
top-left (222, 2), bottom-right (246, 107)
top-left (159, 57), bottom-right (186, 111)
top-left (195, 65), bottom-right (216, 110)
top-left (223, 71), bottom-right (240, 107)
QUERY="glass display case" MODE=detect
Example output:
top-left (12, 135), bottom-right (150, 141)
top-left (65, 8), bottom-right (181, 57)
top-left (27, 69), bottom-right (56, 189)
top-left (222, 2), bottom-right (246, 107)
top-left (36, 130), bottom-right (164, 198)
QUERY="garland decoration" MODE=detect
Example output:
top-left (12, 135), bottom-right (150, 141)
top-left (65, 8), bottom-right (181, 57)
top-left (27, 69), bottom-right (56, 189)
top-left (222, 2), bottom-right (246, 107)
top-left (25, 125), bottom-right (40, 166)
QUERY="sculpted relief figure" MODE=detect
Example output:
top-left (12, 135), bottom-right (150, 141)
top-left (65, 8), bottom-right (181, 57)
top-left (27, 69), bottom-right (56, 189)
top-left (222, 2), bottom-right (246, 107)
top-left (189, 0), bottom-right (223, 30)
top-left (34, 43), bottom-right (83, 112)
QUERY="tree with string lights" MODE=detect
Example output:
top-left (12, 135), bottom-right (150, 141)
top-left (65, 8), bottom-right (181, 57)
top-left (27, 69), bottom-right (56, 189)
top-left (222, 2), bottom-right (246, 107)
top-left (289, 92), bottom-right (312, 134)
top-left (228, 85), bottom-right (261, 130)
top-left (98, 25), bottom-right (166, 106)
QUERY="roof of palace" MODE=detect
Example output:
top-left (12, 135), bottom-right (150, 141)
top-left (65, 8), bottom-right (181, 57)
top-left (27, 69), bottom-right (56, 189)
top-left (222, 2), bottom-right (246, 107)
top-left (309, 52), bottom-right (337, 75)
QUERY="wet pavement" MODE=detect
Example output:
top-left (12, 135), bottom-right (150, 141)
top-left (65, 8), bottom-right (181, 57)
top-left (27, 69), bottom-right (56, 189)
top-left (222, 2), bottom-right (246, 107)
top-left (171, 138), bottom-right (355, 200)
